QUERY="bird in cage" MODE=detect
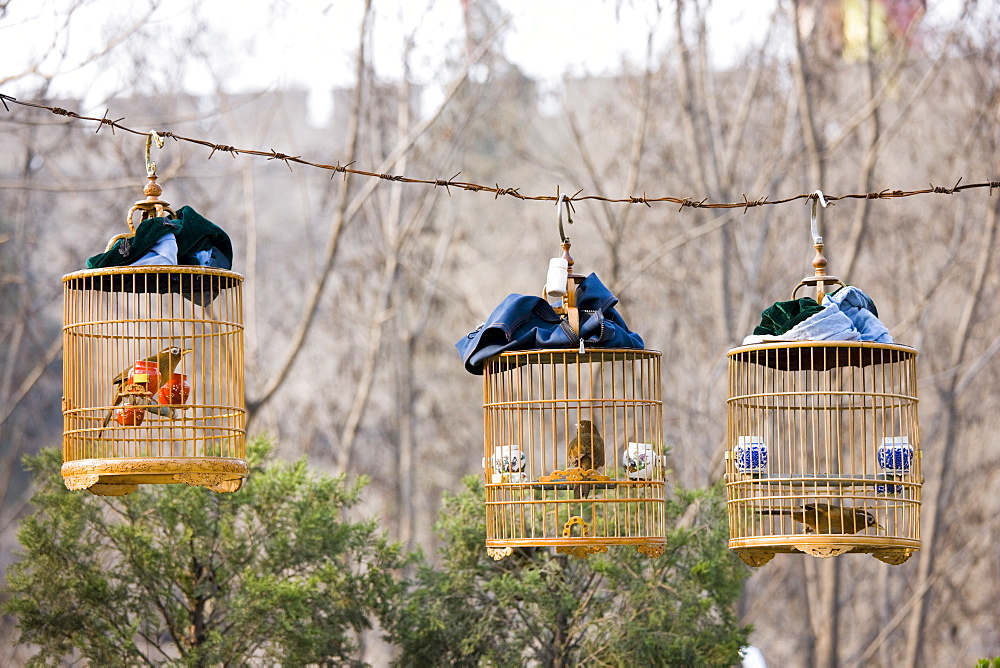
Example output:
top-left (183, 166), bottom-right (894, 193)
top-left (568, 419), bottom-right (605, 498)
top-left (101, 346), bottom-right (191, 430)
top-left (758, 503), bottom-right (881, 534)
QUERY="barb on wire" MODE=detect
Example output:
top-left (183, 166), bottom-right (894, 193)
top-left (94, 109), bottom-right (125, 134)
top-left (329, 161), bottom-right (355, 181)
top-left (930, 177), bottom-right (963, 195)
top-left (742, 194), bottom-right (769, 214)
top-left (434, 172), bottom-right (462, 196)
top-left (208, 144), bottom-right (239, 159)
top-left (2, 93), bottom-right (999, 212)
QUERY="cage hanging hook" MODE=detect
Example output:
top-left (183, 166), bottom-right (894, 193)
top-left (791, 189), bottom-right (842, 303)
top-left (810, 189), bottom-right (829, 244)
top-left (146, 130), bottom-right (165, 177)
top-left (556, 192), bottom-right (574, 243)
top-left (110, 130), bottom-right (174, 247)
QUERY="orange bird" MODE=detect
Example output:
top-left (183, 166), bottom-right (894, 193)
top-left (101, 346), bottom-right (190, 429)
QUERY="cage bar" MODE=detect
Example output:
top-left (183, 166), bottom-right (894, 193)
top-left (482, 348), bottom-right (665, 560)
top-left (61, 265), bottom-right (247, 495)
top-left (725, 340), bottom-right (921, 565)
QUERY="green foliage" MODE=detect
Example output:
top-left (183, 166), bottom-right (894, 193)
top-left (5, 439), bottom-right (751, 666)
top-left (384, 476), bottom-right (751, 667)
top-left (3, 435), bottom-right (406, 667)
top-left (977, 659), bottom-right (1000, 668)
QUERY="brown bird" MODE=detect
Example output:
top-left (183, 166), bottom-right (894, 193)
top-left (101, 346), bottom-right (191, 430)
top-left (567, 419), bottom-right (605, 498)
top-left (758, 503), bottom-right (881, 534)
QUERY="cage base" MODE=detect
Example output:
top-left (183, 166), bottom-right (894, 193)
top-left (487, 537), bottom-right (665, 560)
top-left (62, 457), bottom-right (247, 495)
top-left (730, 536), bottom-right (919, 566)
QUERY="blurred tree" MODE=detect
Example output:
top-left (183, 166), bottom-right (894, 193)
top-left (3, 0), bottom-right (1000, 665)
top-left (2, 435), bottom-right (406, 666)
top-left (385, 476), bottom-right (750, 667)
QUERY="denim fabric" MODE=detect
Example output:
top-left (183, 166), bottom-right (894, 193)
top-left (131, 233), bottom-right (179, 266)
top-left (822, 286), bottom-right (891, 342)
top-left (456, 273), bottom-right (645, 375)
top-left (779, 306), bottom-right (859, 342)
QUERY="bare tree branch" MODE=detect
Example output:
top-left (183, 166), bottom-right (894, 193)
top-left (246, 11), bottom-right (505, 414)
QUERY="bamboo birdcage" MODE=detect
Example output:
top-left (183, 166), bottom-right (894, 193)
top-left (482, 232), bottom-right (666, 560)
top-left (61, 156), bottom-right (247, 496)
top-left (725, 199), bottom-right (921, 566)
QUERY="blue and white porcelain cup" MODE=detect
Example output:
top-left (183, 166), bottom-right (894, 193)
top-left (491, 445), bottom-right (526, 474)
top-left (734, 436), bottom-right (768, 473)
top-left (623, 442), bottom-right (657, 480)
top-left (877, 437), bottom-right (913, 472)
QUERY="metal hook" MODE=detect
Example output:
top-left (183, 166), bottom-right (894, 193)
top-left (146, 130), bottom-right (164, 177)
top-left (810, 190), bottom-right (829, 244)
top-left (556, 192), bottom-right (574, 243)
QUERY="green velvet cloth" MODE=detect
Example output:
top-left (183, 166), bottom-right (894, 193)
top-left (752, 297), bottom-right (825, 336)
top-left (172, 206), bottom-right (233, 267)
top-left (86, 217), bottom-right (177, 268)
top-left (86, 206), bottom-right (232, 269)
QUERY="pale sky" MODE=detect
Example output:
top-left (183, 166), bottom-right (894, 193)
top-left (2, 2), bottom-right (770, 101)
top-left (0, 0), bottom-right (970, 122)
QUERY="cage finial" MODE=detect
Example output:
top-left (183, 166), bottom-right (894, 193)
top-left (791, 190), bottom-right (843, 302)
top-left (551, 192), bottom-right (586, 336)
top-left (138, 130), bottom-right (169, 210)
top-left (139, 131), bottom-right (166, 202)
top-left (810, 190), bottom-right (830, 302)
top-left (102, 133), bottom-right (177, 251)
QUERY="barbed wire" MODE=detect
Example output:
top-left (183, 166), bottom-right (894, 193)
top-left (3, 92), bottom-right (999, 209)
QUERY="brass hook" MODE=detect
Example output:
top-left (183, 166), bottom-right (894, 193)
top-left (105, 131), bottom-right (174, 248)
top-left (791, 190), bottom-right (841, 302)
top-left (556, 192), bottom-right (573, 243)
top-left (810, 189), bottom-right (829, 244)
top-left (146, 130), bottom-right (164, 177)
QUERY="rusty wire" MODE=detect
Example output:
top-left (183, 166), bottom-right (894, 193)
top-left (3, 92), bottom-right (999, 210)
